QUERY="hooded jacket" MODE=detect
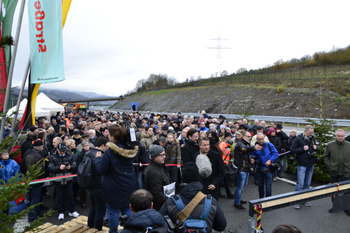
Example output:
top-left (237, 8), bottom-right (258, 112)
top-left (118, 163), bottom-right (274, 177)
top-left (0, 159), bottom-right (21, 185)
top-left (123, 209), bottom-right (168, 233)
top-left (159, 182), bottom-right (227, 233)
top-left (95, 142), bottom-right (138, 208)
top-left (140, 132), bottom-right (156, 150)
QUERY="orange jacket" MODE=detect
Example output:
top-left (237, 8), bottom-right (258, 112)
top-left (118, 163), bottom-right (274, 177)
top-left (219, 140), bottom-right (231, 165)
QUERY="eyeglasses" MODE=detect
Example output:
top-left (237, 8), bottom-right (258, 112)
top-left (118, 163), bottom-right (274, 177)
top-left (245, 135), bottom-right (252, 138)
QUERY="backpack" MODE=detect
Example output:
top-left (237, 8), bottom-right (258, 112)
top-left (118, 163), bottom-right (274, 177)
top-left (77, 154), bottom-right (96, 189)
top-left (170, 192), bottom-right (212, 233)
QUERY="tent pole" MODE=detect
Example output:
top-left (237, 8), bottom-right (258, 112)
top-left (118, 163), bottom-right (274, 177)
top-left (12, 58), bottom-right (30, 130)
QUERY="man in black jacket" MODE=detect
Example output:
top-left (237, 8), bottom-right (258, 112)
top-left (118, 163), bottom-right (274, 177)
top-left (194, 137), bottom-right (226, 201)
top-left (145, 145), bottom-right (171, 211)
top-left (48, 143), bottom-right (79, 220)
top-left (290, 125), bottom-right (317, 209)
top-left (26, 140), bottom-right (46, 222)
top-left (234, 131), bottom-right (262, 210)
top-left (181, 128), bottom-right (199, 165)
top-left (159, 162), bottom-right (227, 233)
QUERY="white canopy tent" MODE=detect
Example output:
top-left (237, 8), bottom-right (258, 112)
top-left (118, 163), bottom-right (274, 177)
top-left (36, 92), bottom-right (64, 113)
top-left (6, 98), bottom-right (51, 118)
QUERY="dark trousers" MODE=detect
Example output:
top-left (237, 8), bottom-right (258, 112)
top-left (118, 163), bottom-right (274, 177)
top-left (330, 174), bottom-right (350, 202)
top-left (87, 188), bottom-right (106, 231)
top-left (28, 186), bottom-right (42, 221)
top-left (54, 182), bottom-right (75, 213)
top-left (166, 166), bottom-right (178, 183)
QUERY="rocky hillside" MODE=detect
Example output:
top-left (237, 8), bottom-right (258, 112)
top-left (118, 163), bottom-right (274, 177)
top-left (111, 84), bottom-right (350, 119)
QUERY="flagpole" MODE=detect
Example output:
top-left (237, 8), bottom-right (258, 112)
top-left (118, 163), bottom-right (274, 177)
top-left (12, 58), bottom-right (30, 129)
top-left (0, 0), bottom-right (26, 143)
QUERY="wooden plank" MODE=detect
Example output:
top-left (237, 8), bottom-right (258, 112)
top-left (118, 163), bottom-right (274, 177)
top-left (77, 216), bottom-right (88, 221)
top-left (38, 225), bottom-right (59, 233)
top-left (58, 225), bottom-right (84, 233)
top-left (46, 226), bottom-right (67, 233)
top-left (74, 226), bottom-right (90, 233)
top-left (82, 229), bottom-right (98, 233)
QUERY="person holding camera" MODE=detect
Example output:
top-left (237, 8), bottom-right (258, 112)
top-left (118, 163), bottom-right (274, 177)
top-left (251, 133), bottom-right (279, 198)
top-left (290, 125), bottom-right (317, 209)
top-left (48, 142), bottom-right (79, 220)
top-left (234, 131), bottom-right (262, 210)
top-left (122, 189), bottom-right (170, 232)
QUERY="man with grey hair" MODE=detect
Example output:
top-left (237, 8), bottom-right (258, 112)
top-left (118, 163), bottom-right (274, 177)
top-left (88, 129), bottom-right (97, 146)
top-left (323, 129), bottom-right (350, 216)
top-left (290, 125), bottom-right (317, 209)
top-left (77, 134), bottom-right (94, 152)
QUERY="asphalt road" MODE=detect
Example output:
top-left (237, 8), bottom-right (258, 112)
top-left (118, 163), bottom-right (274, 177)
top-left (35, 172), bottom-right (350, 233)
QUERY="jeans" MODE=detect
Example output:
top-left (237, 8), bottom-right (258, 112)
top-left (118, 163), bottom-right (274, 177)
top-left (256, 169), bottom-right (273, 198)
top-left (28, 186), bottom-right (41, 221)
top-left (54, 182), bottom-right (75, 213)
top-left (234, 171), bottom-right (249, 205)
top-left (137, 171), bottom-right (143, 189)
top-left (87, 188), bottom-right (106, 231)
top-left (295, 165), bottom-right (314, 192)
top-left (106, 203), bottom-right (132, 233)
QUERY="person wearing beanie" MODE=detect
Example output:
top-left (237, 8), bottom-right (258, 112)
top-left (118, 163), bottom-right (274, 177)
top-left (159, 162), bottom-right (227, 232)
top-left (144, 145), bottom-right (171, 211)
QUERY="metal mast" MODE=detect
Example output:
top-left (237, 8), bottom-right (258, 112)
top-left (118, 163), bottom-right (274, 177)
top-left (207, 33), bottom-right (231, 76)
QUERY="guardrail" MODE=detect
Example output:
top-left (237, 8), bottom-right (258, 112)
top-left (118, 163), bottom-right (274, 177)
top-left (110, 109), bottom-right (350, 128)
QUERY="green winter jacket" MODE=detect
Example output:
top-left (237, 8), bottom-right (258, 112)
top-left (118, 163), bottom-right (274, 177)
top-left (323, 140), bottom-right (350, 176)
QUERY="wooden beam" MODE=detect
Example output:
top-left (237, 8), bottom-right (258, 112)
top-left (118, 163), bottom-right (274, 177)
top-left (249, 180), bottom-right (350, 217)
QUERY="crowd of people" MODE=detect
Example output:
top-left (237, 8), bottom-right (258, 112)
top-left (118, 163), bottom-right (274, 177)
top-left (1, 109), bottom-right (350, 232)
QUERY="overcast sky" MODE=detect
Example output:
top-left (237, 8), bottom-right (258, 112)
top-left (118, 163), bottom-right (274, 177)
top-left (10, 0), bottom-right (350, 97)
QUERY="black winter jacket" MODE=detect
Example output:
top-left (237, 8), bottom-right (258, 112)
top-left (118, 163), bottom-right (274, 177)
top-left (159, 182), bottom-right (227, 233)
top-left (25, 149), bottom-right (46, 187)
top-left (290, 133), bottom-right (317, 167)
top-left (234, 139), bottom-right (255, 172)
top-left (193, 150), bottom-right (226, 200)
top-left (268, 135), bottom-right (282, 153)
top-left (145, 160), bottom-right (171, 211)
top-left (181, 140), bottom-right (199, 165)
top-left (48, 150), bottom-right (77, 184)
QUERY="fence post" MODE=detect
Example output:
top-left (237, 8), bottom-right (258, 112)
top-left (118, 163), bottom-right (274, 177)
top-left (248, 219), bottom-right (256, 233)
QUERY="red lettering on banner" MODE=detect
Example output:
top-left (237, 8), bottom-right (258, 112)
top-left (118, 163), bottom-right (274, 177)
top-left (39, 44), bottom-right (47, 53)
top-left (34, 1), bottom-right (41, 10)
top-left (34, 1), bottom-right (46, 53)
top-left (35, 11), bottom-right (45, 20)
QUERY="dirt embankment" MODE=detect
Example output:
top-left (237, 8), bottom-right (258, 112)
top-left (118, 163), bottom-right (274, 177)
top-left (111, 85), bottom-right (350, 119)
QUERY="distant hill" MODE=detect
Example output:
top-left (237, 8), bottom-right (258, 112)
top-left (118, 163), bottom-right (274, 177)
top-left (11, 88), bottom-right (115, 105)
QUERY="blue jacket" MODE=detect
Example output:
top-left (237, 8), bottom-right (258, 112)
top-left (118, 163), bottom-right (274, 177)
top-left (199, 126), bottom-right (209, 133)
top-left (95, 142), bottom-right (138, 208)
top-left (251, 142), bottom-right (279, 168)
top-left (0, 159), bottom-right (21, 185)
top-left (122, 209), bottom-right (168, 233)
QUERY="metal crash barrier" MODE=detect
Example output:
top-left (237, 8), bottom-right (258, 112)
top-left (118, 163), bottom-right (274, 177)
top-left (247, 180), bottom-right (350, 233)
